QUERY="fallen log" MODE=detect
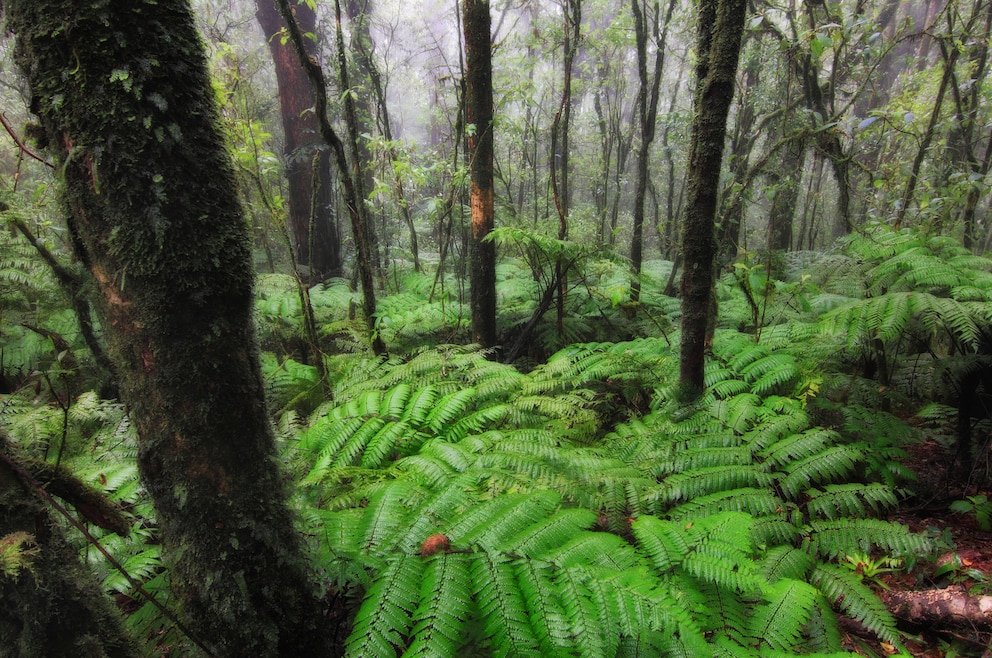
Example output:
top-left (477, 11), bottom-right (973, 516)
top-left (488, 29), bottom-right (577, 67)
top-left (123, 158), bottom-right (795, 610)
top-left (881, 585), bottom-right (992, 629)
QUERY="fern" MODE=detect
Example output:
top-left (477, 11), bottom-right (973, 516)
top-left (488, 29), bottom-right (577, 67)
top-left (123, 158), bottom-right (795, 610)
top-left (810, 563), bottom-right (899, 645)
top-left (748, 579), bottom-right (820, 652)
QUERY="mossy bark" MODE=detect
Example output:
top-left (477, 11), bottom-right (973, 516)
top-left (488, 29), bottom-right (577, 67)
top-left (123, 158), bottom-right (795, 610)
top-left (3, 1), bottom-right (339, 655)
top-left (679, 0), bottom-right (747, 398)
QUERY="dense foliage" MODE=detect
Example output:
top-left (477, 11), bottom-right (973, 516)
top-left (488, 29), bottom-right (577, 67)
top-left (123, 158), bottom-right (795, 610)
top-left (3, 0), bottom-right (992, 655)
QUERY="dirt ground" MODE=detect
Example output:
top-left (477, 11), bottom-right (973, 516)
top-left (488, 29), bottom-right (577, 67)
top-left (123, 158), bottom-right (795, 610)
top-left (851, 438), bottom-right (992, 657)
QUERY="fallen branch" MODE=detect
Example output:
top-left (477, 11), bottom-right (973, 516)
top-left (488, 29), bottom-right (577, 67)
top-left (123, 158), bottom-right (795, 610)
top-left (882, 585), bottom-right (992, 628)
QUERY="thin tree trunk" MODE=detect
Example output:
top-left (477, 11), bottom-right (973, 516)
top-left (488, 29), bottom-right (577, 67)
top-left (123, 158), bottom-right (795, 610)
top-left (463, 0), bottom-right (497, 348)
top-left (3, 1), bottom-right (342, 654)
top-left (550, 0), bottom-right (581, 339)
top-left (679, 0), bottom-right (748, 398)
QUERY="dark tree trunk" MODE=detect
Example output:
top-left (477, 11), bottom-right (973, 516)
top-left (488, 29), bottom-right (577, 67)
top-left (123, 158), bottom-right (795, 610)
top-left (336, 0), bottom-right (381, 275)
top-left (3, 2), bottom-right (340, 655)
top-left (463, 0), bottom-right (497, 348)
top-left (551, 0), bottom-right (581, 339)
top-left (256, 0), bottom-right (343, 280)
top-left (717, 40), bottom-right (760, 266)
top-left (679, 0), bottom-right (748, 399)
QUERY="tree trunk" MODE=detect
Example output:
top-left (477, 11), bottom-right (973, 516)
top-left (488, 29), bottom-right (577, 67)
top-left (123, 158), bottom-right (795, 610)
top-left (463, 0), bottom-right (497, 349)
top-left (346, 0), bottom-right (421, 272)
top-left (3, 2), bottom-right (340, 655)
top-left (256, 0), bottom-right (343, 280)
top-left (679, 0), bottom-right (748, 399)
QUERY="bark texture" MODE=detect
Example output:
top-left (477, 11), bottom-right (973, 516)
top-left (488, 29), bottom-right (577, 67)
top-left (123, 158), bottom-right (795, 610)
top-left (463, 0), bottom-right (497, 348)
top-left (678, 0), bottom-right (747, 398)
top-left (256, 0), bottom-right (343, 280)
top-left (882, 586), bottom-right (992, 628)
top-left (3, 1), bottom-right (339, 655)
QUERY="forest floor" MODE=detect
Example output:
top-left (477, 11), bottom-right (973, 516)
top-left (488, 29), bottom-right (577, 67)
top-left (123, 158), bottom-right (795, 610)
top-left (850, 437), bottom-right (992, 657)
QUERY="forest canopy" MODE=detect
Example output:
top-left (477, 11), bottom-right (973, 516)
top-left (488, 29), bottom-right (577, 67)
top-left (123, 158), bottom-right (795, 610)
top-left (1, 0), bottom-right (991, 656)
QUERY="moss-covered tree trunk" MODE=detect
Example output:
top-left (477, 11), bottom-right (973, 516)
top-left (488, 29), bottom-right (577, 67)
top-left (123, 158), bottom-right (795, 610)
top-left (463, 0), bottom-right (497, 348)
top-left (679, 0), bottom-right (747, 398)
top-left (2, 2), bottom-right (339, 655)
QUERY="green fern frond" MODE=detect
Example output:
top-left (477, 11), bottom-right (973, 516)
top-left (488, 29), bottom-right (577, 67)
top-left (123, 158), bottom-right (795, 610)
top-left (472, 553), bottom-right (542, 657)
top-left (403, 553), bottom-right (473, 658)
top-left (515, 560), bottom-right (573, 656)
top-left (748, 578), bottom-right (819, 651)
top-left (498, 507), bottom-right (599, 556)
top-left (631, 516), bottom-right (691, 572)
top-left (778, 445), bottom-right (863, 499)
top-left (758, 545), bottom-right (816, 582)
top-left (667, 488), bottom-right (783, 523)
top-left (805, 483), bottom-right (899, 520)
top-left (555, 567), bottom-right (614, 658)
top-left (656, 465), bottom-right (774, 505)
top-left (346, 555), bottom-right (423, 657)
top-left (809, 563), bottom-right (899, 645)
top-left (805, 518), bottom-right (931, 559)
top-left (758, 427), bottom-right (838, 470)
top-left (445, 490), bottom-right (562, 550)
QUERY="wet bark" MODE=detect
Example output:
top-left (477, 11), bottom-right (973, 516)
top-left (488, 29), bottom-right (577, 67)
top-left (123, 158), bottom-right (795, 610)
top-left (463, 0), bottom-right (497, 348)
top-left (256, 0), bottom-right (343, 280)
top-left (679, 0), bottom-right (747, 399)
top-left (3, 1), bottom-right (340, 655)
top-left (882, 586), bottom-right (992, 628)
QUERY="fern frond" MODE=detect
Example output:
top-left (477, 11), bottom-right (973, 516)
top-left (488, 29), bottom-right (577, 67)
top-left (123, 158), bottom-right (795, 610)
top-left (403, 553), bottom-right (473, 658)
top-left (656, 465), bottom-right (773, 505)
top-left (346, 554), bottom-right (424, 657)
top-left (445, 490), bottom-right (562, 550)
top-left (805, 518), bottom-right (931, 559)
top-left (667, 488), bottom-right (783, 522)
top-left (498, 508), bottom-right (599, 556)
top-left (778, 445), bottom-right (863, 499)
top-left (805, 483), bottom-right (899, 520)
top-left (472, 553), bottom-right (542, 657)
top-left (748, 578), bottom-right (819, 652)
top-left (631, 516), bottom-right (691, 572)
top-left (515, 560), bottom-right (573, 656)
top-left (758, 545), bottom-right (816, 582)
top-left (809, 563), bottom-right (898, 645)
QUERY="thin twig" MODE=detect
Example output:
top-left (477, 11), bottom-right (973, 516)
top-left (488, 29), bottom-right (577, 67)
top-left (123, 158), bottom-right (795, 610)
top-left (0, 112), bottom-right (54, 168)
